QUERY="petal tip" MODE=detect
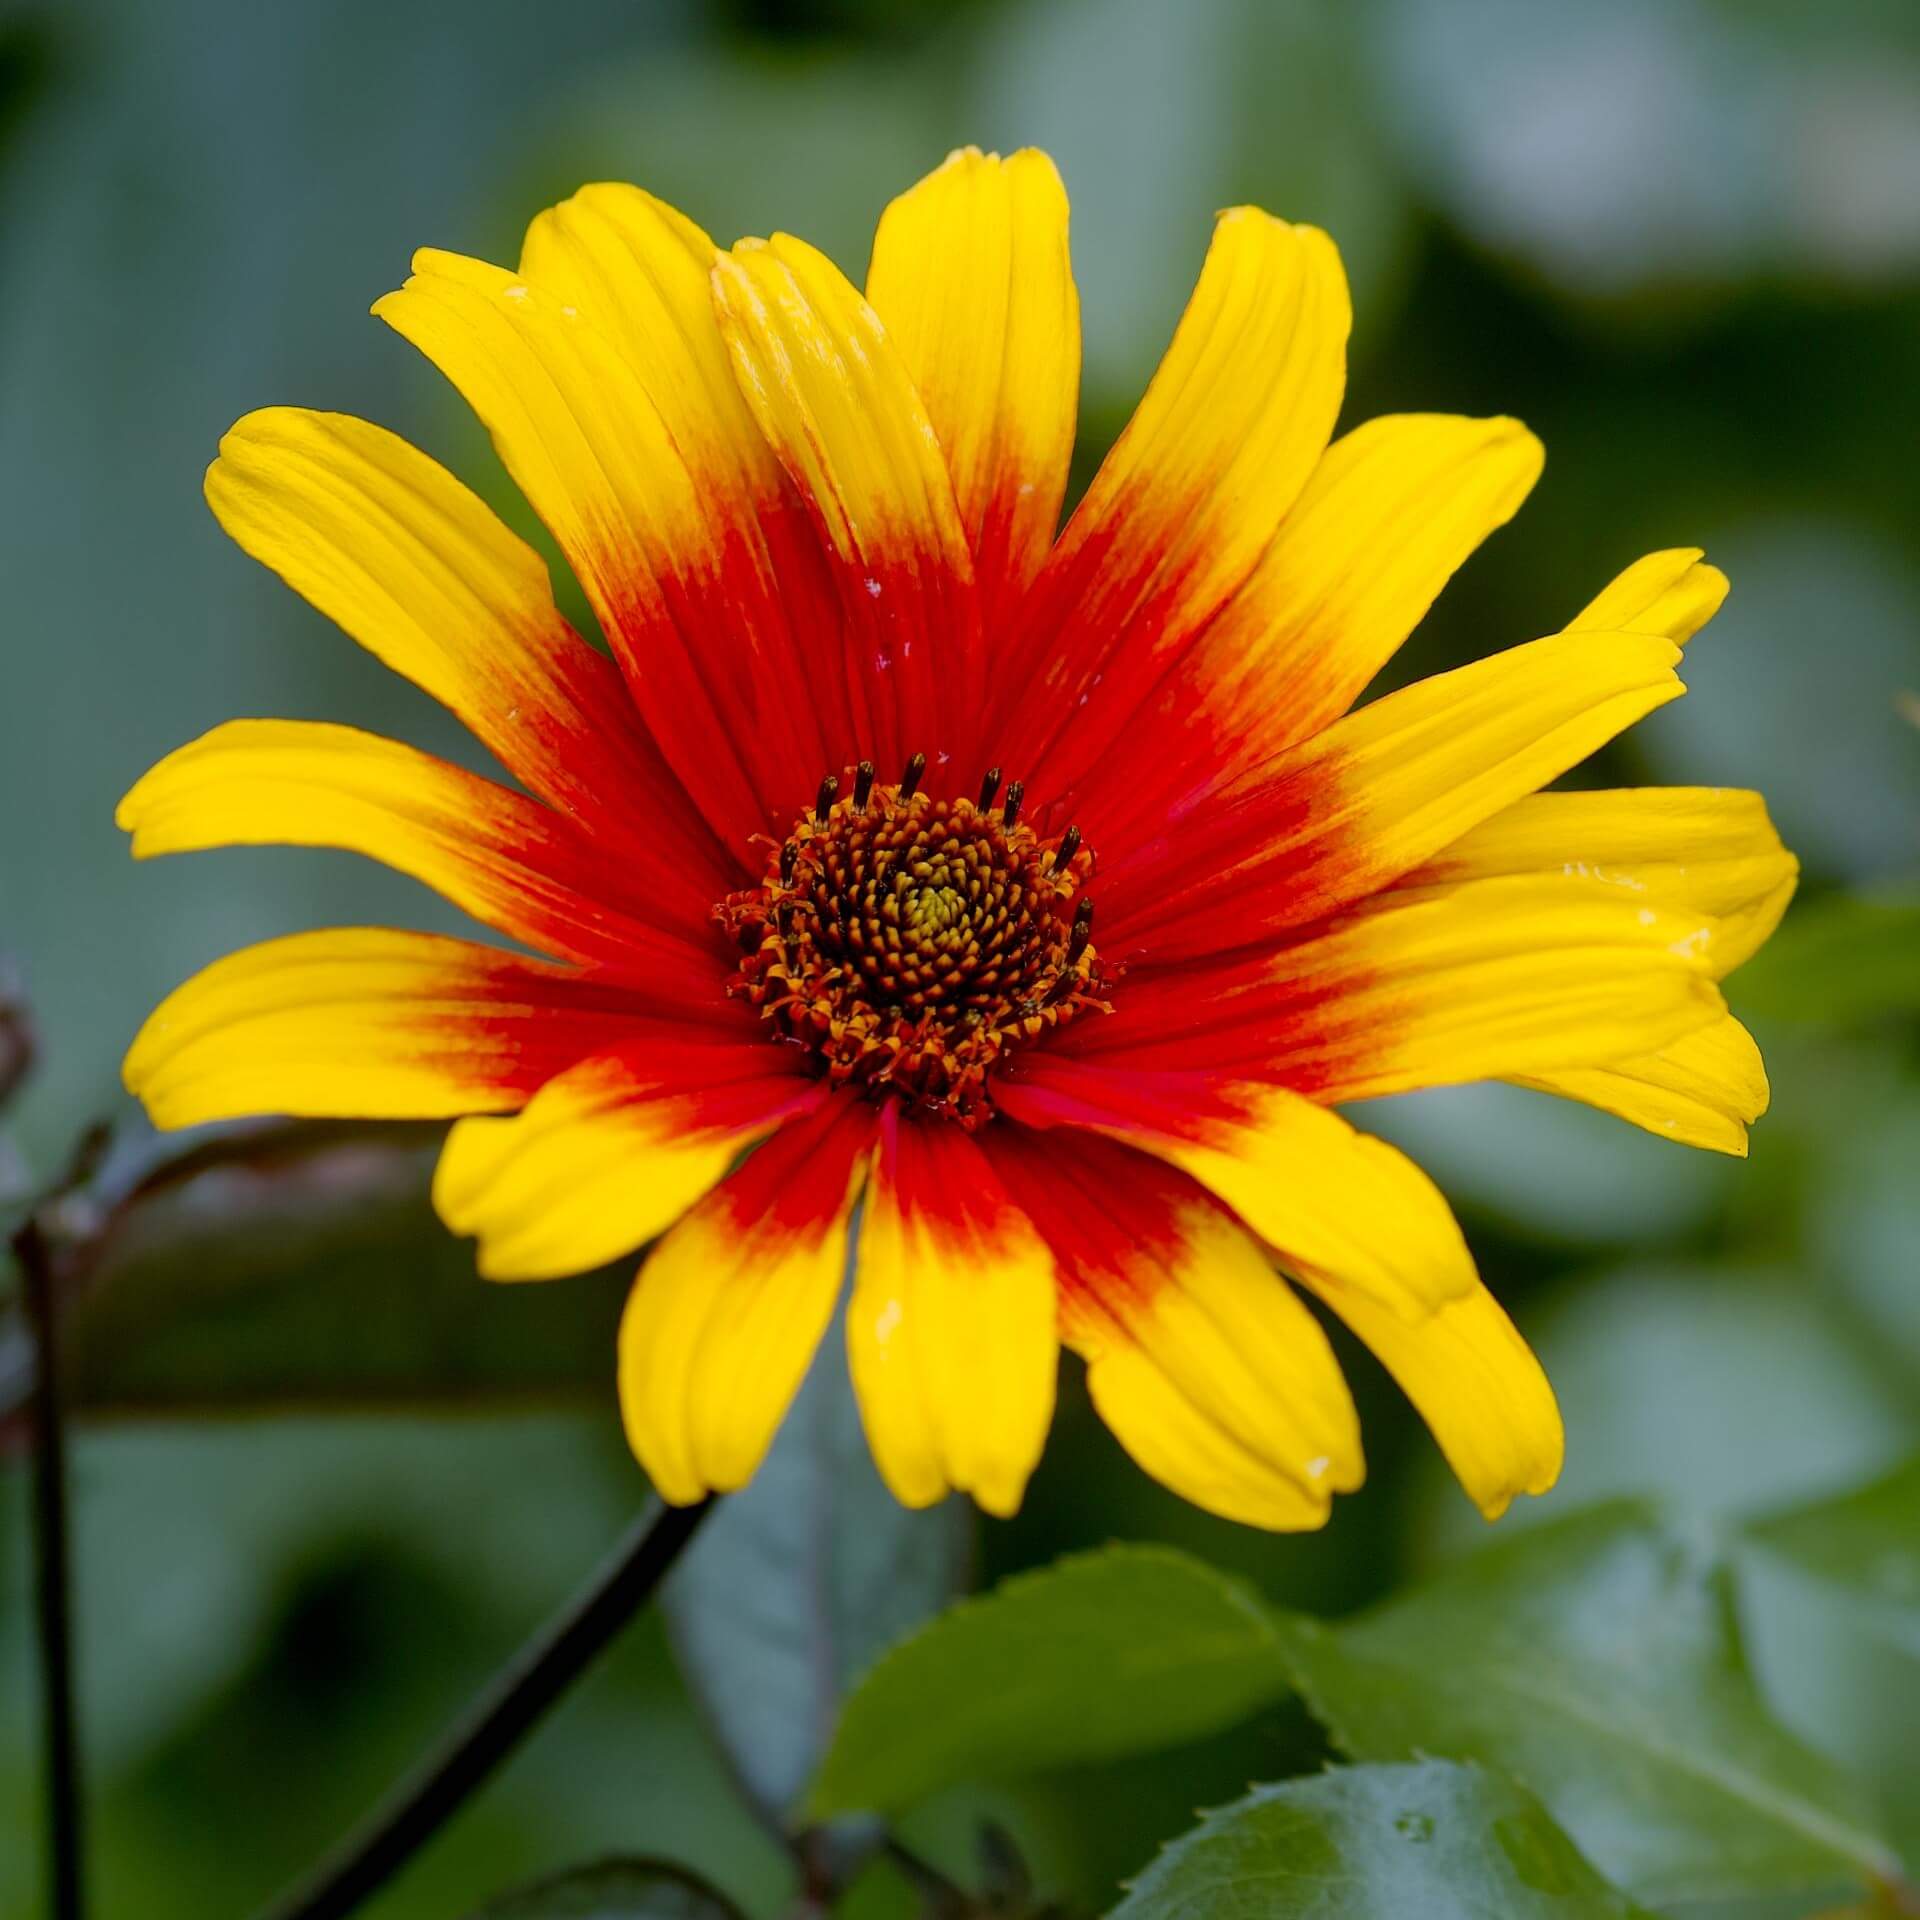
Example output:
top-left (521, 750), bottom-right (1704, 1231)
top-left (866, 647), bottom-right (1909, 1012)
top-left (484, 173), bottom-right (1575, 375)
top-left (1496, 415), bottom-right (1547, 476)
top-left (967, 1466), bottom-right (1034, 1521)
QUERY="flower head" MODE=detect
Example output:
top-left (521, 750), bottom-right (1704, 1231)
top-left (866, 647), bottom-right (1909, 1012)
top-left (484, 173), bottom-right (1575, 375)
top-left (121, 149), bottom-right (1795, 1528)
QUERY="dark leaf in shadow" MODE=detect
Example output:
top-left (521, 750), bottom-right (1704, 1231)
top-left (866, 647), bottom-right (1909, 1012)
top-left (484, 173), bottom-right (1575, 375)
top-left (1, 1116), bottom-right (630, 1450)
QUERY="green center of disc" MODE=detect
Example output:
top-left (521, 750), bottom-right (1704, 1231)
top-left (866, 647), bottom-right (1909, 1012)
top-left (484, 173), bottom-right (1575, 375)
top-left (907, 883), bottom-right (965, 935)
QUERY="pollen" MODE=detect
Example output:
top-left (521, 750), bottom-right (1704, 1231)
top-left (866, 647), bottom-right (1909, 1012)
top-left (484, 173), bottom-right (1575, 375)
top-left (714, 756), bottom-right (1110, 1127)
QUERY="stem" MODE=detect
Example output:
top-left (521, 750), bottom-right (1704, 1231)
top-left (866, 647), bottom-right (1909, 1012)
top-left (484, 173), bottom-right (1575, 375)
top-left (255, 1494), bottom-right (715, 1920)
top-left (17, 1209), bottom-right (84, 1920)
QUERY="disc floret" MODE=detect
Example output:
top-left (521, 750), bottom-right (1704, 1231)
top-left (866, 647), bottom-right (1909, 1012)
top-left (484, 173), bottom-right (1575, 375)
top-left (714, 757), bottom-right (1108, 1126)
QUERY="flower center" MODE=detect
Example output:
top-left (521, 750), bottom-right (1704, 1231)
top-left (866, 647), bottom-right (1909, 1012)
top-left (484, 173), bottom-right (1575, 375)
top-left (714, 755), bottom-right (1108, 1127)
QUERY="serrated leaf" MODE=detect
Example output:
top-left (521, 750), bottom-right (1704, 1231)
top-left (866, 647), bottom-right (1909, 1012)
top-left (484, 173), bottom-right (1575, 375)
top-left (1110, 1759), bottom-right (1660, 1920)
top-left (663, 1282), bottom-right (969, 1826)
top-left (1745, 1456), bottom-right (1920, 1658)
top-left (809, 1544), bottom-right (1291, 1819)
top-left (1273, 1502), bottom-right (1897, 1905)
top-left (1733, 892), bottom-right (1920, 1027)
top-left (0, 1118), bottom-right (627, 1443)
top-left (467, 1857), bottom-right (747, 1920)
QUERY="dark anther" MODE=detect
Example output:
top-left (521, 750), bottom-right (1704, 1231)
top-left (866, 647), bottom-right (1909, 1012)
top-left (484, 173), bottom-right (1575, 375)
top-left (1001, 780), bottom-right (1025, 829)
top-left (977, 766), bottom-right (1003, 810)
top-left (779, 841), bottom-right (797, 886)
top-left (899, 751), bottom-right (927, 800)
top-left (1067, 897), bottom-right (1095, 962)
top-left (815, 774), bottom-right (839, 823)
top-left (1050, 825), bottom-right (1081, 871)
top-left (854, 760), bottom-right (876, 809)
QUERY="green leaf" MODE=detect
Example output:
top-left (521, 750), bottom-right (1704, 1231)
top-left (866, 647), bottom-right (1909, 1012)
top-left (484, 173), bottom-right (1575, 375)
top-left (467, 1857), bottom-right (747, 1920)
top-left (1111, 1760), bottom-right (1660, 1920)
top-left (1273, 1502), bottom-right (1898, 1905)
top-left (1745, 1455), bottom-right (1920, 1657)
top-left (0, 1118), bottom-right (627, 1442)
top-left (663, 1283), bottom-right (969, 1825)
top-left (1732, 892), bottom-right (1920, 1027)
top-left (809, 1544), bottom-right (1291, 1819)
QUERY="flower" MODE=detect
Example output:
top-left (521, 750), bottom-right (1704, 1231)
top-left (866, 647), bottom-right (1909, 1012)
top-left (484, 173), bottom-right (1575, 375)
top-left (120, 147), bottom-right (1795, 1530)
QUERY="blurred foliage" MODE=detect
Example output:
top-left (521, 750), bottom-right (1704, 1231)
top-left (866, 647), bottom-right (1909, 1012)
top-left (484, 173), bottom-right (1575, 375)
top-left (1745, 1459), bottom-right (1920, 1660)
top-left (468, 1857), bottom-right (748, 1920)
top-left (0, 963), bottom-right (30, 1114)
top-left (1737, 896), bottom-right (1920, 1027)
top-left (1, 0), bottom-right (1917, 1914)
top-left (0, 1120), bottom-right (630, 1442)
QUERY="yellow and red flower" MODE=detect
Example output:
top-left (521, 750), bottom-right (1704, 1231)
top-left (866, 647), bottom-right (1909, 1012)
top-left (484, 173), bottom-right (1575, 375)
top-left (120, 149), bottom-right (1795, 1529)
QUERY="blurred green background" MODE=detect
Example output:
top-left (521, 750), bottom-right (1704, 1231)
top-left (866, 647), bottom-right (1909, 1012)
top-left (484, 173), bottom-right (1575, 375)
top-left (2, 0), bottom-right (1917, 1914)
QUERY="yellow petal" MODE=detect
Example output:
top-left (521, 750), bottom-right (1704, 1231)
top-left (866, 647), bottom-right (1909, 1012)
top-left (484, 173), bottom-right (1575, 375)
top-left (994, 1131), bottom-right (1362, 1532)
top-left (434, 1045), bottom-right (815, 1280)
top-left (618, 1095), bottom-right (875, 1504)
top-left (203, 407), bottom-right (691, 845)
top-left (116, 720), bottom-right (710, 973)
top-left (124, 929), bottom-right (650, 1129)
top-left (1002, 206), bottom-right (1351, 783)
top-left (1407, 786), bottom-right (1793, 1152)
top-left (1079, 1338), bottom-right (1338, 1531)
top-left (1152, 1089), bottom-right (1478, 1319)
top-left (711, 231), bottom-right (978, 764)
top-left (866, 146), bottom-right (1079, 625)
top-left (519, 183), bottom-right (773, 512)
top-left (1102, 627), bottom-right (1687, 962)
top-left (1517, 1013), bottom-right (1770, 1157)
top-left (1567, 546), bottom-right (1728, 644)
top-left (374, 251), bottom-right (775, 847)
top-left (1414, 786), bottom-right (1798, 980)
top-left (1187, 412), bottom-right (1544, 757)
top-left (515, 184), bottom-right (836, 807)
top-left (1284, 630), bottom-right (1687, 911)
top-left (849, 1109), bottom-right (1058, 1516)
top-left (1263, 872), bottom-right (1725, 1101)
top-left (1081, 871), bottom-right (1726, 1099)
top-left (1294, 1268), bottom-right (1563, 1520)
top-left (993, 1060), bottom-right (1476, 1320)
